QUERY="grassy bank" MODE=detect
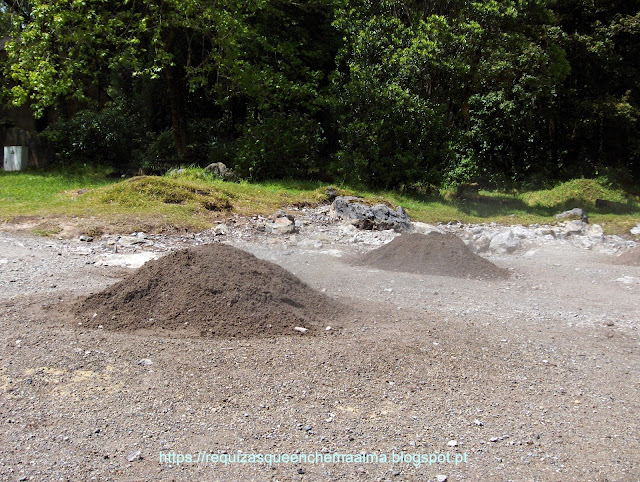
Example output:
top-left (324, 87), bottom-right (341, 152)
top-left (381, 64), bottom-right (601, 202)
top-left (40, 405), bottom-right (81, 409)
top-left (0, 167), bottom-right (638, 236)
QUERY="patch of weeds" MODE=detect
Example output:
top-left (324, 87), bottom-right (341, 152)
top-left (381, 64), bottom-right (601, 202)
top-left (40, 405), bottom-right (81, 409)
top-left (33, 226), bottom-right (62, 237)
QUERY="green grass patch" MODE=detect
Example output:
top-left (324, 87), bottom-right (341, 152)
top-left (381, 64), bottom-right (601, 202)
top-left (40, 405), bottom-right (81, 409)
top-left (0, 168), bottom-right (638, 235)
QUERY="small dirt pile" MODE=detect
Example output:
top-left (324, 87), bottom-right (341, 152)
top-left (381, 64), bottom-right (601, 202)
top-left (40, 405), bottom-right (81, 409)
top-left (75, 243), bottom-right (343, 337)
top-left (354, 232), bottom-right (509, 279)
top-left (612, 247), bottom-right (640, 266)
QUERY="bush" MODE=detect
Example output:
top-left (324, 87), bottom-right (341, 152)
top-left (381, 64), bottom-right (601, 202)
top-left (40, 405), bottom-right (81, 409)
top-left (44, 101), bottom-right (144, 170)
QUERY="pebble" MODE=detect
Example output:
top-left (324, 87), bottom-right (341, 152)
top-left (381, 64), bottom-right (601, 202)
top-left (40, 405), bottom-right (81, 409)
top-left (137, 359), bottom-right (153, 366)
top-left (447, 440), bottom-right (458, 447)
top-left (294, 326), bottom-right (308, 333)
top-left (436, 476), bottom-right (448, 482)
top-left (127, 450), bottom-right (141, 462)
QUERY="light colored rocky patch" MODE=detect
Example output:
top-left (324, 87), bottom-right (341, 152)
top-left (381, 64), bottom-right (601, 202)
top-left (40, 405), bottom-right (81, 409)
top-left (96, 252), bottom-right (159, 268)
top-left (411, 222), bottom-right (445, 235)
top-left (489, 230), bottom-right (521, 254)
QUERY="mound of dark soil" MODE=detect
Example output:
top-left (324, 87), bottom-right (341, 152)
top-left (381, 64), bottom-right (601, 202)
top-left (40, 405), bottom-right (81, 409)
top-left (354, 232), bottom-right (509, 280)
top-left (75, 243), bottom-right (343, 337)
top-left (612, 247), bottom-right (640, 266)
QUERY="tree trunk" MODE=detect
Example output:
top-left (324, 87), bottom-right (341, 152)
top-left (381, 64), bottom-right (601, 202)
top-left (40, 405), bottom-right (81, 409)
top-left (162, 27), bottom-right (191, 161)
top-left (164, 64), bottom-right (190, 160)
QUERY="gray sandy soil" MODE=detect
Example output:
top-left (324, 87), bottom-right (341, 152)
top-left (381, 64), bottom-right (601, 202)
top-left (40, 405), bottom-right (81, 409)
top-left (0, 226), bottom-right (639, 481)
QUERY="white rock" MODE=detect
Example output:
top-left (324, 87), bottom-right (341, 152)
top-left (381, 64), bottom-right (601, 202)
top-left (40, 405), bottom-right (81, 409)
top-left (412, 222), bottom-right (444, 235)
top-left (585, 223), bottom-right (604, 241)
top-left (265, 217), bottom-right (295, 235)
top-left (118, 235), bottom-right (145, 246)
top-left (447, 440), bottom-right (458, 447)
top-left (512, 226), bottom-right (533, 239)
top-left (127, 450), bottom-right (141, 462)
top-left (489, 230), bottom-right (521, 254)
top-left (630, 223), bottom-right (640, 235)
top-left (564, 220), bottom-right (586, 235)
top-left (615, 276), bottom-right (638, 285)
top-left (213, 223), bottom-right (229, 236)
top-left (556, 207), bottom-right (583, 219)
top-left (294, 326), bottom-right (308, 333)
top-left (473, 234), bottom-right (492, 253)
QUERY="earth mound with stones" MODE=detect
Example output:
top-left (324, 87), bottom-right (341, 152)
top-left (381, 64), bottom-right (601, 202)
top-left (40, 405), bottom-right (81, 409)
top-left (75, 243), bottom-right (343, 337)
top-left (354, 232), bottom-right (509, 279)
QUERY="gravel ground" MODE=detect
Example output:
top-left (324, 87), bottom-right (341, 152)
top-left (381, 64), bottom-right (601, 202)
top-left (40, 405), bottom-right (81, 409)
top-left (0, 213), bottom-right (639, 481)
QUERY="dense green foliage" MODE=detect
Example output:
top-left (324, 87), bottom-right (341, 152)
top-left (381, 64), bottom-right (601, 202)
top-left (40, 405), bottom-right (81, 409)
top-left (1, 0), bottom-right (638, 188)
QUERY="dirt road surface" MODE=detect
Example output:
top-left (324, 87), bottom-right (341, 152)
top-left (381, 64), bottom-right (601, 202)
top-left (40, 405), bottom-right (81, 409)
top-left (0, 220), bottom-right (639, 481)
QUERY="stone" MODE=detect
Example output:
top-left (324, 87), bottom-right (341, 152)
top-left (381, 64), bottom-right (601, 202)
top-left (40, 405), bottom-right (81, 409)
top-left (96, 252), bottom-right (159, 268)
top-left (535, 227), bottom-right (555, 237)
top-left (329, 196), bottom-right (412, 232)
top-left (117, 235), bottom-right (145, 247)
top-left (294, 326), bottom-right (308, 333)
top-left (473, 234), bottom-right (492, 253)
top-left (325, 186), bottom-right (338, 202)
top-left (271, 209), bottom-right (295, 223)
top-left (436, 476), bottom-right (448, 482)
top-left (127, 450), bottom-right (142, 462)
top-left (630, 223), bottom-right (640, 235)
top-left (512, 226), bottom-right (533, 239)
top-left (489, 230), bottom-right (521, 254)
top-left (584, 223), bottom-right (604, 241)
top-left (412, 222), bottom-right (443, 235)
top-left (616, 276), bottom-right (637, 285)
top-left (265, 217), bottom-right (295, 235)
top-left (447, 440), bottom-right (458, 447)
top-left (213, 224), bottom-right (229, 236)
top-left (563, 220), bottom-right (586, 235)
top-left (555, 208), bottom-right (585, 220)
top-left (137, 358), bottom-right (153, 366)
top-left (204, 162), bottom-right (237, 181)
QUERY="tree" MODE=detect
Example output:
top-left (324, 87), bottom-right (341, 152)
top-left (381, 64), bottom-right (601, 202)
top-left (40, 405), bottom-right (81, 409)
top-left (332, 0), bottom-right (569, 187)
top-left (1, 0), bottom-right (340, 171)
top-left (551, 0), bottom-right (640, 181)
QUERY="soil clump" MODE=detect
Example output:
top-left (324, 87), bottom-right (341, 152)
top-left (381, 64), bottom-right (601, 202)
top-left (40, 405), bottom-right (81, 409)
top-left (354, 232), bottom-right (509, 279)
top-left (75, 243), bottom-right (343, 337)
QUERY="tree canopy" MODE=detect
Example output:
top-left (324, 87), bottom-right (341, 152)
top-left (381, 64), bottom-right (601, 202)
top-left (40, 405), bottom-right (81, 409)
top-left (1, 0), bottom-right (638, 187)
